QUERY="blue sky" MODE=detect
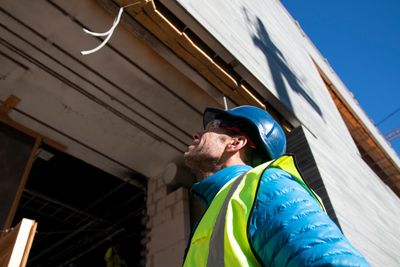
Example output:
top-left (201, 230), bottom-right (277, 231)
top-left (281, 0), bottom-right (400, 157)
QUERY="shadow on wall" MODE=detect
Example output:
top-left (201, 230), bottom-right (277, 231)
top-left (242, 8), bottom-right (323, 119)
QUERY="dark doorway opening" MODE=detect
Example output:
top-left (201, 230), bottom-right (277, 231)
top-left (12, 145), bottom-right (147, 267)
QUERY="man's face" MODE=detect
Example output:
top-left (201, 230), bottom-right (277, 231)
top-left (184, 120), bottom-right (232, 171)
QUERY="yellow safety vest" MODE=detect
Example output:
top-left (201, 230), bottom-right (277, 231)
top-left (183, 154), bottom-right (325, 267)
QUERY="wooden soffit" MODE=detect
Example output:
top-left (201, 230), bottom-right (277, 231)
top-left (99, 0), bottom-right (265, 109)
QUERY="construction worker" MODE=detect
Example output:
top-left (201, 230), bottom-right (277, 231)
top-left (183, 105), bottom-right (370, 266)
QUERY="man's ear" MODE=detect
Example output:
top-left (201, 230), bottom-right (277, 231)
top-left (226, 136), bottom-right (248, 152)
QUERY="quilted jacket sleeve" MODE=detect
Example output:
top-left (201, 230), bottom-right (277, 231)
top-left (248, 168), bottom-right (370, 267)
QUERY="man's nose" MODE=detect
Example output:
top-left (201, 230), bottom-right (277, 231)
top-left (192, 131), bottom-right (203, 140)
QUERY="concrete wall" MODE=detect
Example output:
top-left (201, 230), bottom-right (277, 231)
top-left (172, 0), bottom-right (400, 265)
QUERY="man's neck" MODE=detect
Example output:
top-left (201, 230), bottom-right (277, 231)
top-left (194, 157), bottom-right (247, 181)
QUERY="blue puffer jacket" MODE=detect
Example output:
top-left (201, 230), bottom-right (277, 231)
top-left (191, 165), bottom-right (370, 266)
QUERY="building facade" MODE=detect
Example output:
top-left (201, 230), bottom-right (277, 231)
top-left (1, 0), bottom-right (399, 266)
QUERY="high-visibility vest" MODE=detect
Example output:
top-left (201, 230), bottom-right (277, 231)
top-left (183, 154), bottom-right (325, 267)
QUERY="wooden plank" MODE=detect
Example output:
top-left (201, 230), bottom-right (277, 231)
top-left (238, 84), bottom-right (266, 108)
top-left (0, 219), bottom-right (37, 267)
top-left (179, 32), bottom-right (238, 88)
top-left (19, 220), bottom-right (37, 267)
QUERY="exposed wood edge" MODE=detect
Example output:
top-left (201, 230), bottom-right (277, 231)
top-left (20, 220), bottom-right (37, 267)
top-left (320, 67), bottom-right (398, 167)
top-left (1, 219), bottom-right (37, 266)
top-left (239, 84), bottom-right (266, 108)
top-left (180, 32), bottom-right (238, 89)
top-left (114, 0), bottom-right (265, 109)
top-left (330, 82), bottom-right (398, 170)
top-left (312, 62), bottom-right (400, 192)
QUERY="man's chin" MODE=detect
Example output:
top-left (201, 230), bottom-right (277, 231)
top-left (183, 152), bottom-right (198, 169)
top-left (183, 151), bottom-right (190, 161)
top-left (183, 152), bottom-right (192, 166)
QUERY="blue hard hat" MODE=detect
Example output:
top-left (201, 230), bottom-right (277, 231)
top-left (203, 105), bottom-right (286, 161)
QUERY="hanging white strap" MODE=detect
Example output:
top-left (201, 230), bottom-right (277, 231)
top-left (81, 2), bottom-right (140, 55)
top-left (81, 7), bottom-right (123, 55)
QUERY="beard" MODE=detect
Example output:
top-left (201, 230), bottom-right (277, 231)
top-left (184, 143), bottom-right (221, 178)
top-left (183, 132), bottom-right (230, 179)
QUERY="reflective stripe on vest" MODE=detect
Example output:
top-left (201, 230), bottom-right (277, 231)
top-left (183, 154), bottom-right (326, 267)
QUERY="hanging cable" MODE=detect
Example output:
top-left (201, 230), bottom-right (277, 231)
top-left (81, 2), bottom-right (141, 55)
top-left (375, 107), bottom-right (400, 126)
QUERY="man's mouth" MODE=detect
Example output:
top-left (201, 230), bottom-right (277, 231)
top-left (184, 145), bottom-right (194, 156)
top-left (186, 141), bottom-right (199, 151)
top-left (187, 144), bottom-right (196, 150)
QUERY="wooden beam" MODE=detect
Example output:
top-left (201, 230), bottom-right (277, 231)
top-left (0, 96), bottom-right (66, 152)
top-left (2, 137), bottom-right (41, 231)
top-left (0, 95), bottom-right (20, 117)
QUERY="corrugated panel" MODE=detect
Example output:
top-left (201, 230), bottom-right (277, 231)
top-left (286, 126), bottom-right (340, 228)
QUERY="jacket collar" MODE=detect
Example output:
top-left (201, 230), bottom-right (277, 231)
top-left (191, 165), bottom-right (252, 208)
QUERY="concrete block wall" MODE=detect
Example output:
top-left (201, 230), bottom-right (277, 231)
top-left (145, 177), bottom-right (190, 267)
